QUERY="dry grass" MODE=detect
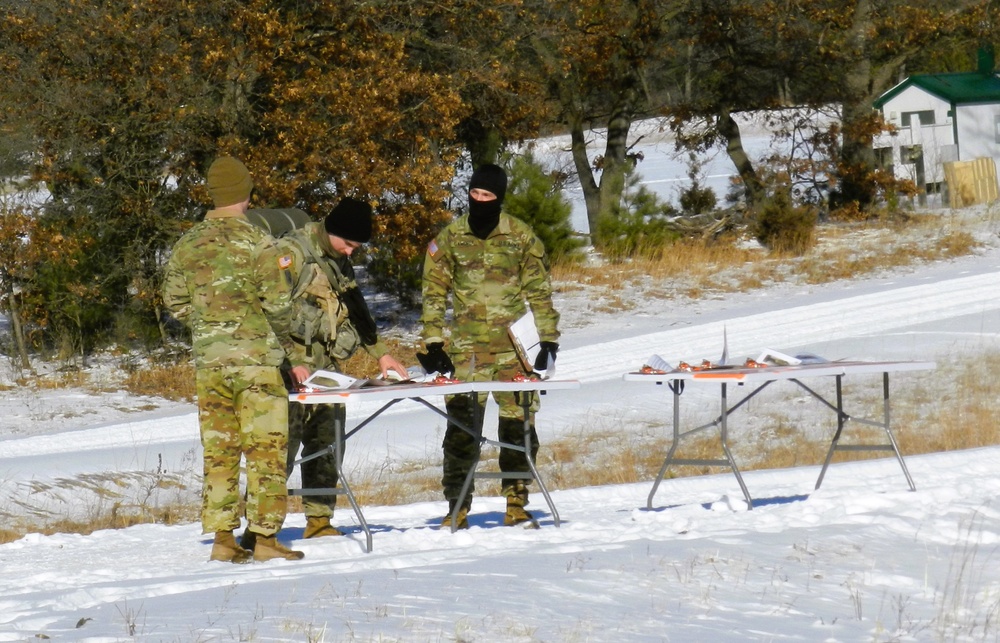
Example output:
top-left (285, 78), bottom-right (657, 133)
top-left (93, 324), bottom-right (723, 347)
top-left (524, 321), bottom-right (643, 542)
top-left (895, 351), bottom-right (1000, 455)
top-left (552, 213), bottom-right (984, 309)
top-left (122, 362), bottom-right (196, 401)
top-left (338, 338), bottom-right (420, 378)
top-left (797, 229), bottom-right (978, 284)
top-left (3, 502), bottom-right (201, 543)
top-left (22, 369), bottom-right (93, 390)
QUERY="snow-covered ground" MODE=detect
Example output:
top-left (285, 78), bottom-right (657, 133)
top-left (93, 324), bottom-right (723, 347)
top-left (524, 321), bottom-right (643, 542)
top-left (2, 204), bottom-right (1000, 640)
top-left (2, 126), bottom-right (1000, 640)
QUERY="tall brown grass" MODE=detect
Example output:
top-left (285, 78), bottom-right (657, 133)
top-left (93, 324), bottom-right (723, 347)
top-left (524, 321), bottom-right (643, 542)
top-left (552, 215), bottom-right (982, 309)
top-left (123, 363), bottom-right (196, 401)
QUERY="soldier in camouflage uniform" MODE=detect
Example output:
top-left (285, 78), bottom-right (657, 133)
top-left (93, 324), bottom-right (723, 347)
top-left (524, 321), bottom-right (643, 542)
top-left (161, 156), bottom-right (307, 563)
top-left (419, 163), bottom-right (561, 530)
top-left (257, 198), bottom-right (407, 543)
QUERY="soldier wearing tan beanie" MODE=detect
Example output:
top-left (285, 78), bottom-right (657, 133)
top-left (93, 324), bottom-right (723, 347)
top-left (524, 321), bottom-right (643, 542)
top-left (162, 154), bottom-right (307, 563)
top-left (206, 156), bottom-right (254, 207)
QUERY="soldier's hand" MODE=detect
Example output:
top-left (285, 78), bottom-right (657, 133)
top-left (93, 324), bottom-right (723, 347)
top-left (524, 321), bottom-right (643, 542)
top-left (378, 354), bottom-right (409, 380)
top-left (288, 364), bottom-right (311, 389)
top-left (416, 342), bottom-right (455, 376)
top-left (533, 341), bottom-right (559, 372)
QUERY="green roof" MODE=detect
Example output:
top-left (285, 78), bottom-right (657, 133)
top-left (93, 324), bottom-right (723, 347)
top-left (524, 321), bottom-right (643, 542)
top-left (874, 72), bottom-right (1000, 108)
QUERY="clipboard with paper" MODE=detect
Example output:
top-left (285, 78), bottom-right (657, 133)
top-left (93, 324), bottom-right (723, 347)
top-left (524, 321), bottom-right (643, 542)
top-left (508, 310), bottom-right (554, 378)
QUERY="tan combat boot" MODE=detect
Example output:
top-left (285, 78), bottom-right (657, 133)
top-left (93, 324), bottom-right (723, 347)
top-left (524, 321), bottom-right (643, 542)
top-left (440, 498), bottom-right (470, 530)
top-left (209, 530), bottom-right (253, 564)
top-left (503, 485), bottom-right (539, 529)
top-left (253, 535), bottom-right (305, 561)
top-left (304, 516), bottom-right (344, 538)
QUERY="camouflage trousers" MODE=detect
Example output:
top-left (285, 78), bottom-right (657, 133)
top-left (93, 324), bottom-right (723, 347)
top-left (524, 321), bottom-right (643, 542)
top-left (442, 349), bottom-right (540, 501)
top-left (196, 365), bottom-right (289, 536)
top-left (287, 402), bottom-right (344, 518)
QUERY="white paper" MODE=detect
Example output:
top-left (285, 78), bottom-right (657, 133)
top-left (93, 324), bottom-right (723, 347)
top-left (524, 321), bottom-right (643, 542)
top-left (755, 349), bottom-right (802, 366)
top-left (508, 310), bottom-right (559, 379)
top-left (644, 354), bottom-right (674, 372)
top-left (300, 369), bottom-right (357, 390)
top-left (508, 310), bottom-right (542, 370)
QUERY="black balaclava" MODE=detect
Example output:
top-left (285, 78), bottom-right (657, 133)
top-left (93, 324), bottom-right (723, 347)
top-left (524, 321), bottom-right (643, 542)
top-left (467, 163), bottom-right (507, 240)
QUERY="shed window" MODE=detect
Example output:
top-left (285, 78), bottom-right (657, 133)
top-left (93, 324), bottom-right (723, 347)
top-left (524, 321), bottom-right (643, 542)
top-left (900, 145), bottom-right (922, 164)
top-left (901, 111), bottom-right (935, 127)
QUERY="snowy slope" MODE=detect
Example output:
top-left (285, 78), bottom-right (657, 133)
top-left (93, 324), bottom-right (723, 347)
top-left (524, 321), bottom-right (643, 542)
top-left (2, 217), bottom-right (1000, 640)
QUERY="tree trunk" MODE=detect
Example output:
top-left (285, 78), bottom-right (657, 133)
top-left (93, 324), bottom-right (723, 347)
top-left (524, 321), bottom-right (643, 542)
top-left (155, 302), bottom-right (169, 347)
top-left (568, 112), bottom-right (601, 242)
top-left (833, 0), bottom-right (878, 210)
top-left (6, 289), bottom-right (31, 372)
top-left (569, 101), bottom-right (634, 247)
top-left (717, 107), bottom-right (764, 207)
top-left (596, 103), bottom-right (632, 227)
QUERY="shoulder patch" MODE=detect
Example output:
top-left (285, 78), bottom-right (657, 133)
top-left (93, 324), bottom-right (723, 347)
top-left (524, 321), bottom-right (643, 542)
top-left (278, 254), bottom-right (294, 269)
top-left (427, 239), bottom-right (439, 257)
top-left (528, 235), bottom-right (546, 259)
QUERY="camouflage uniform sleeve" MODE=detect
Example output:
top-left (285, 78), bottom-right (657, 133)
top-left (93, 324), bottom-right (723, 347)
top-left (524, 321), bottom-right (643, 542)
top-left (521, 232), bottom-right (561, 343)
top-left (362, 339), bottom-right (390, 361)
top-left (419, 229), bottom-right (453, 345)
top-left (255, 236), bottom-right (299, 359)
top-left (161, 244), bottom-right (192, 322)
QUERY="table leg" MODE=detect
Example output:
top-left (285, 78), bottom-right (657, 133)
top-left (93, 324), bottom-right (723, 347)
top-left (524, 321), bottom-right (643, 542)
top-left (816, 375), bottom-right (845, 489)
top-left (646, 380), bottom-right (683, 509)
top-left (720, 383), bottom-right (754, 509)
top-left (882, 373), bottom-right (916, 491)
top-left (288, 406), bottom-right (373, 552)
top-left (452, 389), bottom-right (561, 529)
top-left (519, 391), bottom-right (560, 526)
top-left (815, 373), bottom-right (916, 492)
top-left (647, 380), bottom-right (755, 510)
top-left (451, 391), bottom-right (484, 533)
top-left (331, 410), bottom-right (372, 552)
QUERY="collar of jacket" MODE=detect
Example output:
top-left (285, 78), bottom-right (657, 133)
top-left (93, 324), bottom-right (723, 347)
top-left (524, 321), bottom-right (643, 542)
top-left (458, 211), bottom-right (512, 238)
top-left (204, 208), bottom-right (247, 220)
top-left (307, 221), bottom-right (347, 260)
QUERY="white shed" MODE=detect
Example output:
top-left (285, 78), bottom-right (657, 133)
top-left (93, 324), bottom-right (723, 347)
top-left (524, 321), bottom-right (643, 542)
top-left (873, 49), bottom-right (1000, 198)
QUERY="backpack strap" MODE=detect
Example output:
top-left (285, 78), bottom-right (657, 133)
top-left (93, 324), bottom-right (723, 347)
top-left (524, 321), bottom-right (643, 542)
top-left (290, 229), bottom-right (378, 347)
top-left (293, 230), bottom-right (354, 294)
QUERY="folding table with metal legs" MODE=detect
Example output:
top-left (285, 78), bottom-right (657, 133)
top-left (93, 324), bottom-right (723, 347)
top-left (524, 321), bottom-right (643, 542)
top-left (290, 379), bottom-right (579, 550)
top-left (444, 380), bottom-right (580, 533)
top-left (623, 360), bottom-right (935, 510)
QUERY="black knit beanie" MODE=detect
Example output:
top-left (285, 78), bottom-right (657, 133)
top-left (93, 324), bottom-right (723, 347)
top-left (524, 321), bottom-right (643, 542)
top-left (468, 164), bottom-right (508, 204)
top-left (324, 197), bottom-right (373, 243)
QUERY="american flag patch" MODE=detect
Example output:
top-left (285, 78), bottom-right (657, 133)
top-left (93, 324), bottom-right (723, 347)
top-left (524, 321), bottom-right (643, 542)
top-left (278, 254), bottom-right (293, 269)
top-left (427, 240), bottom-right (439, 257)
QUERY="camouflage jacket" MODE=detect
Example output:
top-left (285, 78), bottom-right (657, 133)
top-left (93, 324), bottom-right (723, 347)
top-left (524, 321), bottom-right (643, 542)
top-left (420, 212), bottom-right (560, 354)
top-left (161, 209), bottom-right (297, 369)
top-left (278, 221), bottom-right (388, 370)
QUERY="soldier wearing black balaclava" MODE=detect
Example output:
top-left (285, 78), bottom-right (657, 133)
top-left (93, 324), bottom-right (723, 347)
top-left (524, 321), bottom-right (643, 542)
top-left (466, 163), bottom-right (507, 239)
top-left (418, 163), bottom-right (562, 530)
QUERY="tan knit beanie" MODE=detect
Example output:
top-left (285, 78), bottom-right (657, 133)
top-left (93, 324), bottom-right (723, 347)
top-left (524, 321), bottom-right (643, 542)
top-left (206, 156), bottom-right (253, 207)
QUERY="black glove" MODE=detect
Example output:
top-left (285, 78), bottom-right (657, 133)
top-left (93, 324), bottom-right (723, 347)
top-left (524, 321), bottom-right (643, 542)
top-left (533, 341), bottom-right (559, 372)
top-left (416, 342), bottom-right (455, 376)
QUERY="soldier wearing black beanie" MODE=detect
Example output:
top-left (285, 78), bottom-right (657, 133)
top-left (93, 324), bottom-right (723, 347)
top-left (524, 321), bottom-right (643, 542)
top-left (324, 197), bottom-right (373, 244)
